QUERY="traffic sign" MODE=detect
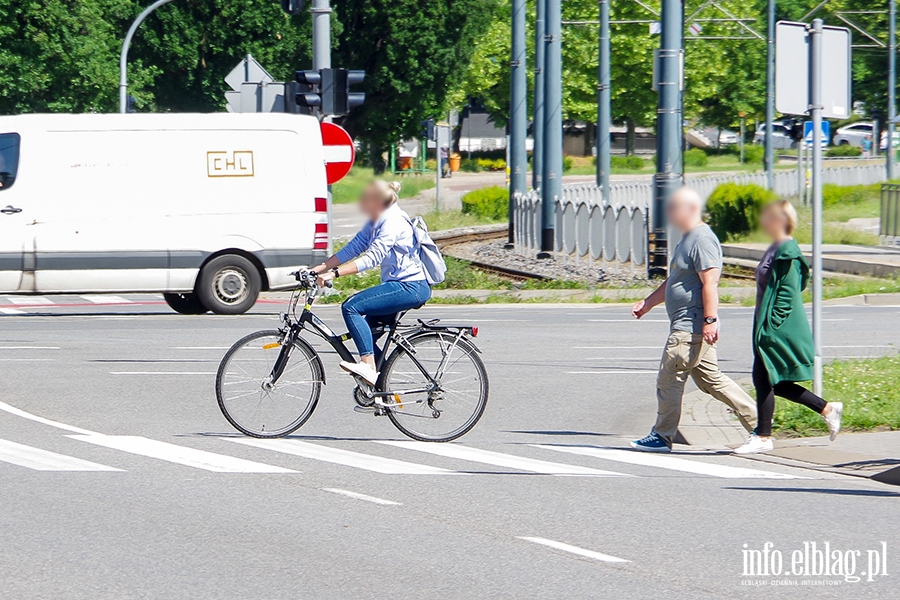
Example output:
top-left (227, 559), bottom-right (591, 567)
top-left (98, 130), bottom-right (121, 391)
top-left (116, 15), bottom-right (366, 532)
top-left (321, 122), bottom-right (355, 185)
top-left (224, 54), bottom-right (274, 93)
top-left (775, 21), bottom-right (851, 119)
top-left (803, 120), bottom-right (830, 148)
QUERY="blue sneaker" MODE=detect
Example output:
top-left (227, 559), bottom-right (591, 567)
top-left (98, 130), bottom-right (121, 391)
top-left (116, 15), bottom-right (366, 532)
top-left (630, 431), bottom-right (671, 453)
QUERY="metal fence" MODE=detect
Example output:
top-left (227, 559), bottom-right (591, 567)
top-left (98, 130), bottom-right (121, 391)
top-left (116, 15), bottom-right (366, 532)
top-left (882, 184), bottom-right (900, 246)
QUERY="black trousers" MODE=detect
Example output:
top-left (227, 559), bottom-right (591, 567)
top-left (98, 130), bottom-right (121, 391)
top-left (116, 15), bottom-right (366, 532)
top-left (752, 349), bottom-right (827, 437)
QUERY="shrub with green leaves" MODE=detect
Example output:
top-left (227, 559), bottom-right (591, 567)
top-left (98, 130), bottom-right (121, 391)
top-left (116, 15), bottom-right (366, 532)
top-left (459, 158), bottom-right (482, 172)
top-left (476, 158), bottom-right (506, 171)
top-left (610, 155), bottom-right (646, 170)
top-left (705, 183), bottom-right (775, 240)
top-left (741, 144), bottom-right (765, 164)
top-left (563, 156), bottom-right (574, 172)
top-left (826, 145), bottom-right (862, 157)
top-left (684, 148), bottom-right (709, 167)
top-left (461, 186), bottom-right (508, 220)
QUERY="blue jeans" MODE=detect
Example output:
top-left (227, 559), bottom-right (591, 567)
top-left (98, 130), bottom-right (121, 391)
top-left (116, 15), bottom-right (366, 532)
top-left (341, 280), bottom-right (431, 360)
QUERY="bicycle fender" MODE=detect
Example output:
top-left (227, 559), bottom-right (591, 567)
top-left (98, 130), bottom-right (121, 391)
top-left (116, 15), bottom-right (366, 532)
top-left (294, 335), bottom-right (327, 385)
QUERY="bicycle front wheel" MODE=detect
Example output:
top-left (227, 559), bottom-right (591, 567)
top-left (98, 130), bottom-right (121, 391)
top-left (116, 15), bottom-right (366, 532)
top-left (216, 330), bottom-right (323, 438)
top-left (381, 332), bottom-right (488, 442)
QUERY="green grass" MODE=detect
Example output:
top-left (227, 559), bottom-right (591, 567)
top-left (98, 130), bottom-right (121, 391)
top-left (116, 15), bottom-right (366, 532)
top-left (421, 209), bottom-right (504, 231)
top-left (331, 166), bottom-right (435, 204)
top-left (773, 354), bottom-right (900, 436)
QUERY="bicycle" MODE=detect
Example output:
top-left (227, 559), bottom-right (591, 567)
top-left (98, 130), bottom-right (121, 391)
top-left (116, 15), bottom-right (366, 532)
top-left (215, 270), bottom-right (489, 442)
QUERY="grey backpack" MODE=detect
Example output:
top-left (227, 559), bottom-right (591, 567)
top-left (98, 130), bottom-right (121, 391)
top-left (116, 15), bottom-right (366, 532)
top-left (407, 216), bottom-right (447, 285)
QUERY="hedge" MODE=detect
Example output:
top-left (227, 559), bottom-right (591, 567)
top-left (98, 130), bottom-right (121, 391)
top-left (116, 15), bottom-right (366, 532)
top-left (461, 186), bottom-right (508, 220)
top-left (706, 183), bottom-right (775, 240)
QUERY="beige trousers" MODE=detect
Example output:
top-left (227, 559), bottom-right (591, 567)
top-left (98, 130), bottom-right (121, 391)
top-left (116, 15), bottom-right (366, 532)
top-left (653, 330), bottom-right (757, 443)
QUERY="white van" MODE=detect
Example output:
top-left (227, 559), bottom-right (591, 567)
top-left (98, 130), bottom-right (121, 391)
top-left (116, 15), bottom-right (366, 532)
top-left (0, 113), bottom-right (331, 314)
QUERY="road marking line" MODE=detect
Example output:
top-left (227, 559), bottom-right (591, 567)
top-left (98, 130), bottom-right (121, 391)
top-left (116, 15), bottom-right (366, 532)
top-left (0, 439), bottom-right (122, 472)
top-left (80, 295), bottom-right (132, 304)
top-left (823, 345), bottom-right (894, 348)
top-left (585, 357), bottom-right (659, 361)
top-left (587, 319), bottom-right (668, 323)
top-left (0, 346), bottom-right (61, 350)
top-left (574, 346), bottom-right (659, 349)
top-left (517, 537), bottom-right (630, 564)
top-left (532, 445), bottom-right (803, 479)
top-left (321, 488), bottom-right (401, 506)
top-left (378, 441), bottom-right (629, 477)
top-left (0, 358), bottom-right (53, 362)
top-left (69, 435), bottom-right (296, 473)
top-left (109, 371), bottom-right (216, 375)
top-left (172, 346), bottom-right (231, 350)
top-left (0, 400), bottom-right (95, 435)
top-left (0, 308), bottom-right (25, 314)
top-left (566, 370), bottom-right (658, 374)
top-left (226, 438), bottom-right (455, 475)
top-left (11, 297), bottom-right (53, 305)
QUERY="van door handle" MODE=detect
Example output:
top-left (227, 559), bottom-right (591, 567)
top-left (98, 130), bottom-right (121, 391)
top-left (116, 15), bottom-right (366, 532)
top-left (1, 205), bottom-right (22, 215)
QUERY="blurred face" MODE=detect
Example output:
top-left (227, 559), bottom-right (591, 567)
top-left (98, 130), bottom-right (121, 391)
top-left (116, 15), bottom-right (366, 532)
top-left (666, 191), bottom-right (702, 233)
top-left (359, 183), bottom-right (388, 221)
top-left (760, 205), bottom-right (789, 240)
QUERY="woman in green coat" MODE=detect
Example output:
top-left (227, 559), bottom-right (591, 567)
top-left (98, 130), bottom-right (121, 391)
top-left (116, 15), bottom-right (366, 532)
top-left (735, 200), bottom-right (843, 454)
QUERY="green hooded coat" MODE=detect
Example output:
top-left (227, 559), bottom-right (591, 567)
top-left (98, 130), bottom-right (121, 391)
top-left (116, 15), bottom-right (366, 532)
top-left (754, 239), bottom-right (815, 385)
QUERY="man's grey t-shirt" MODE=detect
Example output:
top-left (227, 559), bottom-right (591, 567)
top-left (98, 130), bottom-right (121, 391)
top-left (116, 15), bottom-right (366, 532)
top-left (665, 223), bottom-right (723, 333)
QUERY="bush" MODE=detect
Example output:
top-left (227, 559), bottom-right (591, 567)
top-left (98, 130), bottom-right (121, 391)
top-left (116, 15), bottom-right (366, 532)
top-left (684, 148), bottom-right (709, 167)
top-left (741, 144), bottom-right (765, 164)
top-left (609, 155), bottom-right (647, 170)
top-left (476, 158), bottom-right (506, 171)
top-left (563, 155), bottom-right (574, 172)
top-left (706, 183), bottom-right (775, 240)
top-left (461, 186), bottom-right (509, 220)
top-left (826, 144), bottom-right (862, 157)
top-left (459, 158), bottom-right (482, 172)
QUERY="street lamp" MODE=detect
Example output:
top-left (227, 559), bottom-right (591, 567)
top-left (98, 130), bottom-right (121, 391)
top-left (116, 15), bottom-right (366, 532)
top-left (119, 0), bottom-right (178, 114)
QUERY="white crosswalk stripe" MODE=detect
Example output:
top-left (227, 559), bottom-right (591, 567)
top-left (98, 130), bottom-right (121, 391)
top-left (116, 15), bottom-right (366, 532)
top-left (0, 438), bottom-right (121, 472)
top-left (68, 435), bottom-right (296, 473)
top-left (226, 438), bottom-right (455, 475)
top-left (9, 297), bottom-right (53, 305)
top-left (377, 441), bottom-right (630, 477)
top-left (79, 295), bottom-right (132, 304)
top-left (532, 444), bottom-right (804, 479)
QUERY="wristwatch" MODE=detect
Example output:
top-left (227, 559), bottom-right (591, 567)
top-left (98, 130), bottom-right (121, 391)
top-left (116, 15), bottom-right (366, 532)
top-left (331, 267), bottom-right (340, 278)
top-left (704, 316), bottom-right (718, 325)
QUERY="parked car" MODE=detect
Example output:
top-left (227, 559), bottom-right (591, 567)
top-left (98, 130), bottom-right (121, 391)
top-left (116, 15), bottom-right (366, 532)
top-left (752, 123), bottom-right (795, 149)
top-left (0, 113), bottom-right (331, 315)
top-left (833, 122), bottom-right (874, 147)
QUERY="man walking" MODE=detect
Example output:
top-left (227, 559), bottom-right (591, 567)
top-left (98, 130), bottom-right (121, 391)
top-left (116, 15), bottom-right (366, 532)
top-left (629, 187), bottom-right (757, 452)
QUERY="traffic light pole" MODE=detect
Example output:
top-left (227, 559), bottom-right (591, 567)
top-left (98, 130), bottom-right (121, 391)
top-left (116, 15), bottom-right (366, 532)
top-left (509, 0), bottom-right (528, 244)
top-left (652, 0), bottom-right (684, 272)
top-left (889, 0), bottom-right (896, 181)
top-left (764, 0), bottom-right (775, 190)
top-left (539, 0), bottom-right (563, 257)
top-left (119, 0), bottom-right (176, 114)
top-left (596, 0), bottom-right (611, 200)
top-left (311, 0), bottom-right (333, 253)
top-left (533, 0), bottom-right (546, 191)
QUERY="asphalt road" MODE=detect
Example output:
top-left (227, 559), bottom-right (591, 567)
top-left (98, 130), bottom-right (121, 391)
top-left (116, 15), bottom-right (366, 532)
top-left (1, 297), bottom-right (899, 599)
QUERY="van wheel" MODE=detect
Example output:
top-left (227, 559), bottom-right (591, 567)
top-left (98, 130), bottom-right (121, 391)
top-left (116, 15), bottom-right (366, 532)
top-left (163, 293), bottom-right (207, 315)
top-left (196, 255), bottom-right (261, 315)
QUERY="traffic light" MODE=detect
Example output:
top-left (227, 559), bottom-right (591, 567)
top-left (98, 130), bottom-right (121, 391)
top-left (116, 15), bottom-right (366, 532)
top-left (295, 70), bottom-right (323, 110)
top-left (332, 69), bottom-right (366, 115)
top-left (783, 118), bottom-right (804, 142)
top-left (421, 119), bottom-right (436, 141)
top-left (280, 0), bottom-right (304, 15)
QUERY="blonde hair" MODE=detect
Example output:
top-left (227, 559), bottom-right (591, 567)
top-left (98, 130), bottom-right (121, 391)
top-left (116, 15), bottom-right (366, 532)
top-left (764, 199), bottom-right (798, 235)
top-left (370, 179), bottom-right (401, 206)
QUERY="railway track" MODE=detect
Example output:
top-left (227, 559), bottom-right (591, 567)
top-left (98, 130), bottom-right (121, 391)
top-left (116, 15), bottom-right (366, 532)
top-left (433, 225), bottom-right (549, 282)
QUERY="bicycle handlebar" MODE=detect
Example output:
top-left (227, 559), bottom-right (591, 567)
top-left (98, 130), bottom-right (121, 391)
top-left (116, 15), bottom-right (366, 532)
top-left (290, 270), bottom-right (333, 289)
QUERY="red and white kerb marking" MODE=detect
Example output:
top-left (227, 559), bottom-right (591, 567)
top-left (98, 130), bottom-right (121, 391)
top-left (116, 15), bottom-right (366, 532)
top-left (321, 122), bottom-right (356, 185)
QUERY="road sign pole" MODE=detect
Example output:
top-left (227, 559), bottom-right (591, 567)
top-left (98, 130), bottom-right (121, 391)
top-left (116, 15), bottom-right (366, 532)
top-left (596, 0), bottom-right (611, 200)
top-left (889, 0), bottom-right (896, 180)
top-left (509, 0), bottom-right (528, 244)
top-left (539, 0), bottom-right (563, 256)
top-left (533, 0), bottom-right (546, 191)
top-left (810, 19), bottom-right (825, 397)
top-left (311, 0), bottom-right (333, 251)
top-left (764, 0), bottom-right (775, 189)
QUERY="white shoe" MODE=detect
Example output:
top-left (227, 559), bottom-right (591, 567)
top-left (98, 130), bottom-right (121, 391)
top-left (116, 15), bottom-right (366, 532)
top-left (734, 434), bottom-right (774, 454)
top-left (823, 402), bottom-right (843, 441)
top-left (340, 360), bottom-right (379, 386)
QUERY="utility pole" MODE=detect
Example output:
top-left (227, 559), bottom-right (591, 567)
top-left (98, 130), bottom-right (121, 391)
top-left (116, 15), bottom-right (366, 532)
top-left (596, 0), bottom-right (611, 200)
top-left (764, 0), bottom-right (775, 190)
top-left (652, 0), bottom-right (684, 272)
top-left (311, 0), bottom-right (333, 250)
top-left (540, 0), bottom-right (563, 257)
top-left (810, 19), bottom-right (824, 397)
top-left (533, 0), bottom-right (547, 191)
top-left (120, 0), bottom-right (176, 113)
top-left (509, 0), bottom-right (528, 245)
top-left (889, 0), bottom-right (896, 180)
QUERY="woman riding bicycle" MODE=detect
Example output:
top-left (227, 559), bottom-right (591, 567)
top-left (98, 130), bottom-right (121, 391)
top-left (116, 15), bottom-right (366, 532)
top-left (312, 180), bottom-right (431, 386)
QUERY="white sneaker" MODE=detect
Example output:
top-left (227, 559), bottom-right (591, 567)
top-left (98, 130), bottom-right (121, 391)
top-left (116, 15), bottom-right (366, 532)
top-left (823, 402), bottom-right (844, 441)
top-left (734, 434), bottom-right (774, 454)
top-left (340, 360), bottom-right (379, 386)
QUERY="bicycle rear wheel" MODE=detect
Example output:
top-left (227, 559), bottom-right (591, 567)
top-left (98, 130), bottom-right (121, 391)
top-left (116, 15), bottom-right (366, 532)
top-left (381, 332), bottom-right (488, 442)
top-left (216, 330), bottom-right (323, 438)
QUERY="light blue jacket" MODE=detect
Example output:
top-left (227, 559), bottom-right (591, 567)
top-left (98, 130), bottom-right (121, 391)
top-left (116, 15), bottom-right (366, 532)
top-left (335, 203), bottom-right (427, 283)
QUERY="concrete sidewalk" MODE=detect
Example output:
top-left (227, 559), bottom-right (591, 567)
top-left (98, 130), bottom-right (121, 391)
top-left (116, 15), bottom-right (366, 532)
top-left (724, 242), bottom-right (900, 278)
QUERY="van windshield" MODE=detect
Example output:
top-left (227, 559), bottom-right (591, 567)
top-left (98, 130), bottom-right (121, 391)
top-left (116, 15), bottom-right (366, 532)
top-left (0, 133), bottom-right (20, 190)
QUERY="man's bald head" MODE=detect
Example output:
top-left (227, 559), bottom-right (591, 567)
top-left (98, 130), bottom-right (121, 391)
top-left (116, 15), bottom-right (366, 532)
top-left (667, 186), bottom-right (704, 233)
